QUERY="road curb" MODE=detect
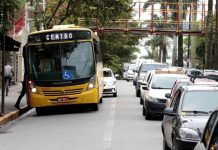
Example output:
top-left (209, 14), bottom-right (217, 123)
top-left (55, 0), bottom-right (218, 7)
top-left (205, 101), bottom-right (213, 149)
top-left (0, 106), bottom-right (30, 126)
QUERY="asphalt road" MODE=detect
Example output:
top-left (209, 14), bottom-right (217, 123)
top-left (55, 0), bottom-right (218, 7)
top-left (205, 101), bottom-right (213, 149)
top-left (0, 80), bottom-right (163, 150)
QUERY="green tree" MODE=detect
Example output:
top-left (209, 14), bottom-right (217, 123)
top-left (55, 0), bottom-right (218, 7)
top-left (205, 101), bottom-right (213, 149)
top-left (29, 0), bottom-right (141, 74)
top-left (0, 0), bottom-right (21, 33)
top-left (100, 32), bottom-right (141, 74)
top-left (205, 0), bottom-right (214, 69)
top-left (143, 0), bottom-right (199, 67)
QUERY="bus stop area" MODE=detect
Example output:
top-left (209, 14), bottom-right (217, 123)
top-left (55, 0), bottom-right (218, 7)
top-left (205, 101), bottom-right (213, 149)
top-left (0, 83), bottom-right (29, 126)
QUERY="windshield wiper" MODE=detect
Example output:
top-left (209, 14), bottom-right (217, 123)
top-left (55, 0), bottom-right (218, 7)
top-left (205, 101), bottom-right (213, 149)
top-left (152, 86), bottom-right (165, 89)
top-left (182, 110), bottom-right (209, 114)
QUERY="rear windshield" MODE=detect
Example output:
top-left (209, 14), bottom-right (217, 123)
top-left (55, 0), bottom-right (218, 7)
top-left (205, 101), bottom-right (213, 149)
top-left (182, 91), bottom-right (218, 113)
top-left (151, 76), bottom-right (181, 89)
top-left (140, 64), bottom-right (168, 72)
top-left (104, 70), bottom-right (113, 77)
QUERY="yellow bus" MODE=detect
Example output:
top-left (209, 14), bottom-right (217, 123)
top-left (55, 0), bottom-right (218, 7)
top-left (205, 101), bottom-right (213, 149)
top-left (23, 25), bottom-right (103, 114)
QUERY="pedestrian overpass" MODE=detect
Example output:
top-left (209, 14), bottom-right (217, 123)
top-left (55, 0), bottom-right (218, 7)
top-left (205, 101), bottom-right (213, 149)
top-left (81, 1), bottom-right (210, 35)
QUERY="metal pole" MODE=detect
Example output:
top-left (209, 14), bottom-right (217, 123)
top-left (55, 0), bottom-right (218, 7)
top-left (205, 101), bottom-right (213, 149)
top-left (1, 0), bottom-right (6, 115)
top-left (216, 0), bottom-right (218, 69)
top-left (187, 3), bottom-right (192, 68)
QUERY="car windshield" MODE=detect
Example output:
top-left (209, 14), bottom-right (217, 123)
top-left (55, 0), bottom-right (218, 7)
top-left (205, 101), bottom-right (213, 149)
top-left (128, 64), bottom-right (135, 70)
top-left (141, 64), bottom-right (168, 72)
top-left (182, 91), bottom-right (218, 114)
top-left (104, 70), bottom-right (113, 77)
top-left (151, 76), bottom-right (181, 89)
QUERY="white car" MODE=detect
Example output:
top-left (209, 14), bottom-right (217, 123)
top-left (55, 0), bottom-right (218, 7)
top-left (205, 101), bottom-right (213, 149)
top-left (126, 63), bottom-right (136, 81)
top-left (103, 67), bottom-right (118, 97)
top-left (141, 68), bottom-right (187, 119)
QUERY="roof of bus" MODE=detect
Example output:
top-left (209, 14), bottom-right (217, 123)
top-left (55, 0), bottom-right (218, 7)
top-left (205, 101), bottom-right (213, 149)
top-left (28, 24), bottom-right (99, 40)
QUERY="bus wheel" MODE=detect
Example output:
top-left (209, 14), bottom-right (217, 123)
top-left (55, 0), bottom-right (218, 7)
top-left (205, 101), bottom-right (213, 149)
top-left (91, 104), bottom-right (99, 111)
top-left (36, 107), bottom-right (46, 115)
top-left (99, 97), bottom-right (103, 103)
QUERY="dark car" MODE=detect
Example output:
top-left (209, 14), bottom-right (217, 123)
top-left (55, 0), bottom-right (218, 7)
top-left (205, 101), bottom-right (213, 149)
top-left (135, 62), bottom-right (168, 97)
top-left (162, 85), bottom-right (218, 150)
top-left (194, 107), bottom-right (218, 150)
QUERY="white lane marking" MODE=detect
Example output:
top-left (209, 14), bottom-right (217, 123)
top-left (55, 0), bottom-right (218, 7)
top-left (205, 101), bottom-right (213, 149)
top-left (103, 98), bottom-right (117, 149)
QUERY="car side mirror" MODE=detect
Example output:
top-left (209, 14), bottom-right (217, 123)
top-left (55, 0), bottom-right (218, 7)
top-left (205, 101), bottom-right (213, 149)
top-left (138, 80), bottom-right (146, 85)
top-left (142, 86), bottom-right (148, 90)
top-left (165, 93), bottom-right (171, 99)
top-left (163, 108), bottom-right (175, 116)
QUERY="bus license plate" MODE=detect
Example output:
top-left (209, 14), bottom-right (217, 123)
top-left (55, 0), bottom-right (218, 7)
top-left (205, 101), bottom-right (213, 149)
top-left (57, 97), bottom-right (68, 101)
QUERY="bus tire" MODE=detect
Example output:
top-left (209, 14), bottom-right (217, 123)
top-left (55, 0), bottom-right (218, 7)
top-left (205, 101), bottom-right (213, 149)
top-left (99, 97), bottom-right (103, 103)
top-left (91, 104), bottom-right (99, 111)
top-left (36, 107), bottom-right (46, 115)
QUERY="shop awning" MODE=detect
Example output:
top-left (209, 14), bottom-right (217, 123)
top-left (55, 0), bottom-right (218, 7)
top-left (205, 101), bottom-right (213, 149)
top-left (0, 33), bottom-right (21, 51)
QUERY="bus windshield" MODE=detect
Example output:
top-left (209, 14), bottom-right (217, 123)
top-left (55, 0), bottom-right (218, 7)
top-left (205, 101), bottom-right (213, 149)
top-left (28, 41), bottom-right (95, 81)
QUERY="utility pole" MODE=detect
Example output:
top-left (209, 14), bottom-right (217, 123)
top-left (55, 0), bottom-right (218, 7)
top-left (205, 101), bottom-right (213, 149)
top-left (215, 0), bottom-right (218, 69)
top-left (1, 0), bottom-right (6, 115)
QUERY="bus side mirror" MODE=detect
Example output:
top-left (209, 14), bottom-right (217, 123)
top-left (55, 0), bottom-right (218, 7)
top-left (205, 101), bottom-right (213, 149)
top-left (94, 40), bottom-right (101, 54)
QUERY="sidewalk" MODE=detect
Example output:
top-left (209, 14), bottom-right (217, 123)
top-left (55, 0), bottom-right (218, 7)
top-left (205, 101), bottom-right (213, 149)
top-left (0, 83), bottom-right (30, 126)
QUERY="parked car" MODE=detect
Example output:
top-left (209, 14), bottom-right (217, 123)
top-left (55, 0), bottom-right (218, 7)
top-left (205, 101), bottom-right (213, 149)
top-left (165, 78), bottom-right (190, 108)
top-left (142, 68), bottom-right (187, 119)
top-left (135, 62), bottom-right (168, 97)
top-left (138, 70), bottom-right (155, 105)
top-left (126, 63), bottom-right (136, 81)
top-left (203, 69), bottom-right (218, 81)
top-left (103, 67), bottom-right (118, 97)
top-left (165, 77), bottom-right (218, 107)
top-left (162, 85), bottom-right (218, 150)
top-left (194, 107), bottom-right (218, 150)
top-left (185, 68), bottom-right (203, 77)
top-left (123, 71), bottom-right (127, 80)
top-left (133, 58), bottom-right (154, 86)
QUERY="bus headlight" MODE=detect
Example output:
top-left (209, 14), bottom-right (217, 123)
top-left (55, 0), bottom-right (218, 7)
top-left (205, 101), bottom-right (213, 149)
top-left (87, 76), bottom-right (96, 91)
top-left (31, 88), bottom-right (37, 93)
top-left (28, 81), bottom-right (39, 94)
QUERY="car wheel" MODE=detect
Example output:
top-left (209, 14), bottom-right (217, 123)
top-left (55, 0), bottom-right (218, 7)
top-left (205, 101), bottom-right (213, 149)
top-left (113, 92), bottom-right (117, 97)
top-left (142, 105), bottom-right (145, 116)
top-left (144, 104), bottom-right (152, 120)
top-left (140, 97), bottom-right (143, 105)
top-left (99, 97), bottom-right (103, 103)
top-left (127, 79), bottom-right (129, 82)
top-left (136, 89), bottom-right (140, 97)
top-left (163, 137), bottom-right (170, 150)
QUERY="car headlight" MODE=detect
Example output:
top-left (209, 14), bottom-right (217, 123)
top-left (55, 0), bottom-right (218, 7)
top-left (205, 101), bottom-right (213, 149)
top-left (147, 96), bottom-right (158, 102)
top-left (104, 81), bottom-right (116, 86)
top-left (179, 128), bottom-right (200, 140)
top-left (109, 81), bottom-right (116, 85)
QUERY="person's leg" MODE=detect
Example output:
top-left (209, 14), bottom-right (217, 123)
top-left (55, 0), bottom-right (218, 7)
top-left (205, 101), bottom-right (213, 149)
top-left (15, 84), bottom-right (26, 109)
top-left (5, 77), bottom-right (9, 96)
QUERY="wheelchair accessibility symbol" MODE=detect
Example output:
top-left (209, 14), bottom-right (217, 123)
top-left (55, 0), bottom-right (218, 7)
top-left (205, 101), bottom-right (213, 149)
top-left (62, 70), bottom-right (73, 80)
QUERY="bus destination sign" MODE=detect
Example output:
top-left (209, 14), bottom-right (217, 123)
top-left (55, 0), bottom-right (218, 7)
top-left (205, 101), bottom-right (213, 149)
top-left (28, 31), bottom-right (91, 43)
